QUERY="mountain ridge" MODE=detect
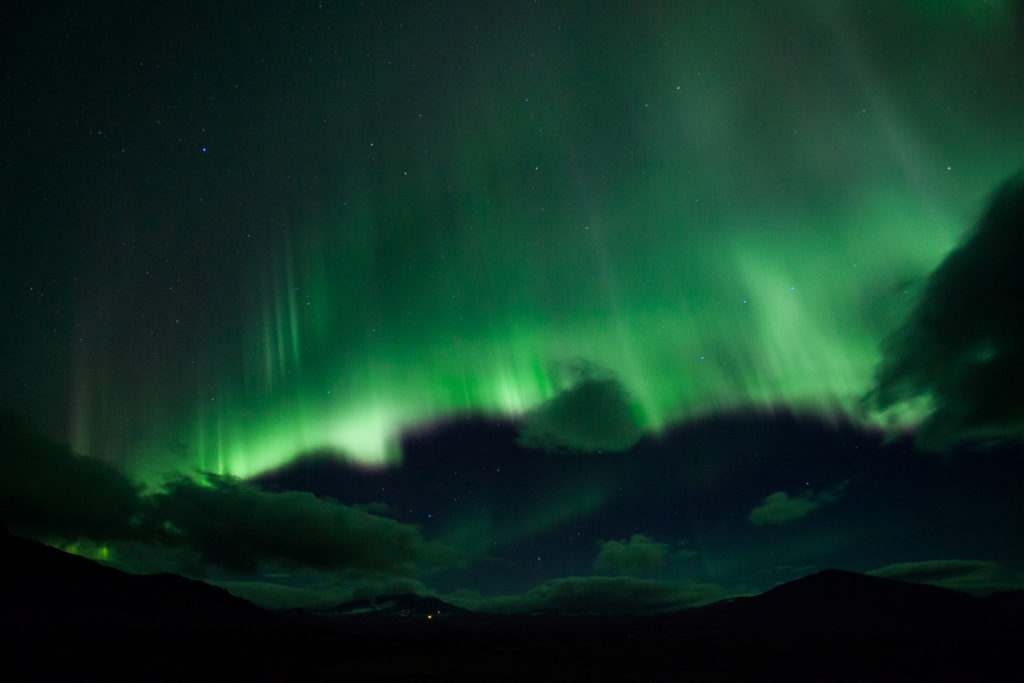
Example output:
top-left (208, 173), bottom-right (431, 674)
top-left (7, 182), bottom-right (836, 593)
top-left (4, 527), bottom-right (1021, 681)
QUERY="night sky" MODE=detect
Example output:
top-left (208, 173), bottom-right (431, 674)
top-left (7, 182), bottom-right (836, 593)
top-left (2, 1), bottom-right (1024, 613)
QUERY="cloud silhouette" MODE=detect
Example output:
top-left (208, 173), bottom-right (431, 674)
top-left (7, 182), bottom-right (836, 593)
top-left (869, 172), bottom-right (1024, 448)
top-left (151, 473), bottom-right (465, 575)
top-left (0, 414), bottom-right (465, 578)
top-left (517, 363), bottom-right (641, 452)
top-left (748, 481), bottom-right (850, 526)
top-left (0, 412), bottom-right (142, 542)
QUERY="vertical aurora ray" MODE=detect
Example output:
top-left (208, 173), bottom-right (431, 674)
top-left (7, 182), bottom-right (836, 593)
top-left (128, 176), bottom-right (998, 479)
top-left (179, 194), bottom-right (962, 479)
top-left (44, 1), bottom-right (1022, 481)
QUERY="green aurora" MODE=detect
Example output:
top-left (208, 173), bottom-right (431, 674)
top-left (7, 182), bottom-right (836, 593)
top-left (4, 1), bottom-right (1022, 481)
top-left (3, 0), bottom-right (1024, 618)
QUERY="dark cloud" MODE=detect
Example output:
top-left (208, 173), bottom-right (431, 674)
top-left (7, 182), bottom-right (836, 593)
top-left (748, 481), bottom-right (850, 526)
top-left (151, 474), bottom-right (465, 575)
top-left (594, 533), bottom-right (695, 576)
top-left (452, 576), bottom-right (724, 615)
top-left (0, 415), bottom-right (464, 578)
top-left (869, 172), bottom-right (1024, 448)
top-left (517, 363), bottom-right (641, 452)
top-left (0, 412), bottom-right (141, 541)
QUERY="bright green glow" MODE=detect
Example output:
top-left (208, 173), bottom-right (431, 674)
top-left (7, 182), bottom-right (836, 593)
top-left (60, 541), bottom-right (112, 563)
top-left (62, 1), bottom-right (1024, 480)
top-left (147, 185), bottom-right (963, 479)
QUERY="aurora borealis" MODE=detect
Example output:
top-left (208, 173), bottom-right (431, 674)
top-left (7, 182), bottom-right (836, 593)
top-left (2, 1), bottom-right (1024, 612)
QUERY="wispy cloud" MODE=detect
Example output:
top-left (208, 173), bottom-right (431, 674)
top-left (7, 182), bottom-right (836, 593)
top-left (748, 480), bottom-right (851, 526)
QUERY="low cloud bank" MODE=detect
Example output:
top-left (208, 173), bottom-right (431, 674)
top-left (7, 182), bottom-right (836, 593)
top-left (866, 559), bottom-right (1021, 594)
top-left (450, 575), bottom-right (724, 615)
top-left (0, 413), bottom-right (463, 580)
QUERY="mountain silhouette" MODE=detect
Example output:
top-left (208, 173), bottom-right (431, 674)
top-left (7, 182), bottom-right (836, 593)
top-left (0, 524), bottom-right (268, 632)
top-left (4, 528), bottom-right (1021, 681)
top-left (675, 568), bottom-right (1006, 639)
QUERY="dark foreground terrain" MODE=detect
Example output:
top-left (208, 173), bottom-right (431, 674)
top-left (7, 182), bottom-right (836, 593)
top-left (2, 527), bottom-right (1021, 682)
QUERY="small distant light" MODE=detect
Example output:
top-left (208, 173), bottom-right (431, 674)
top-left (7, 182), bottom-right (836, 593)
top-left (201, 146), bottom-right (207, 152)
top-left (427, 615), bottom-right (433, 620)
